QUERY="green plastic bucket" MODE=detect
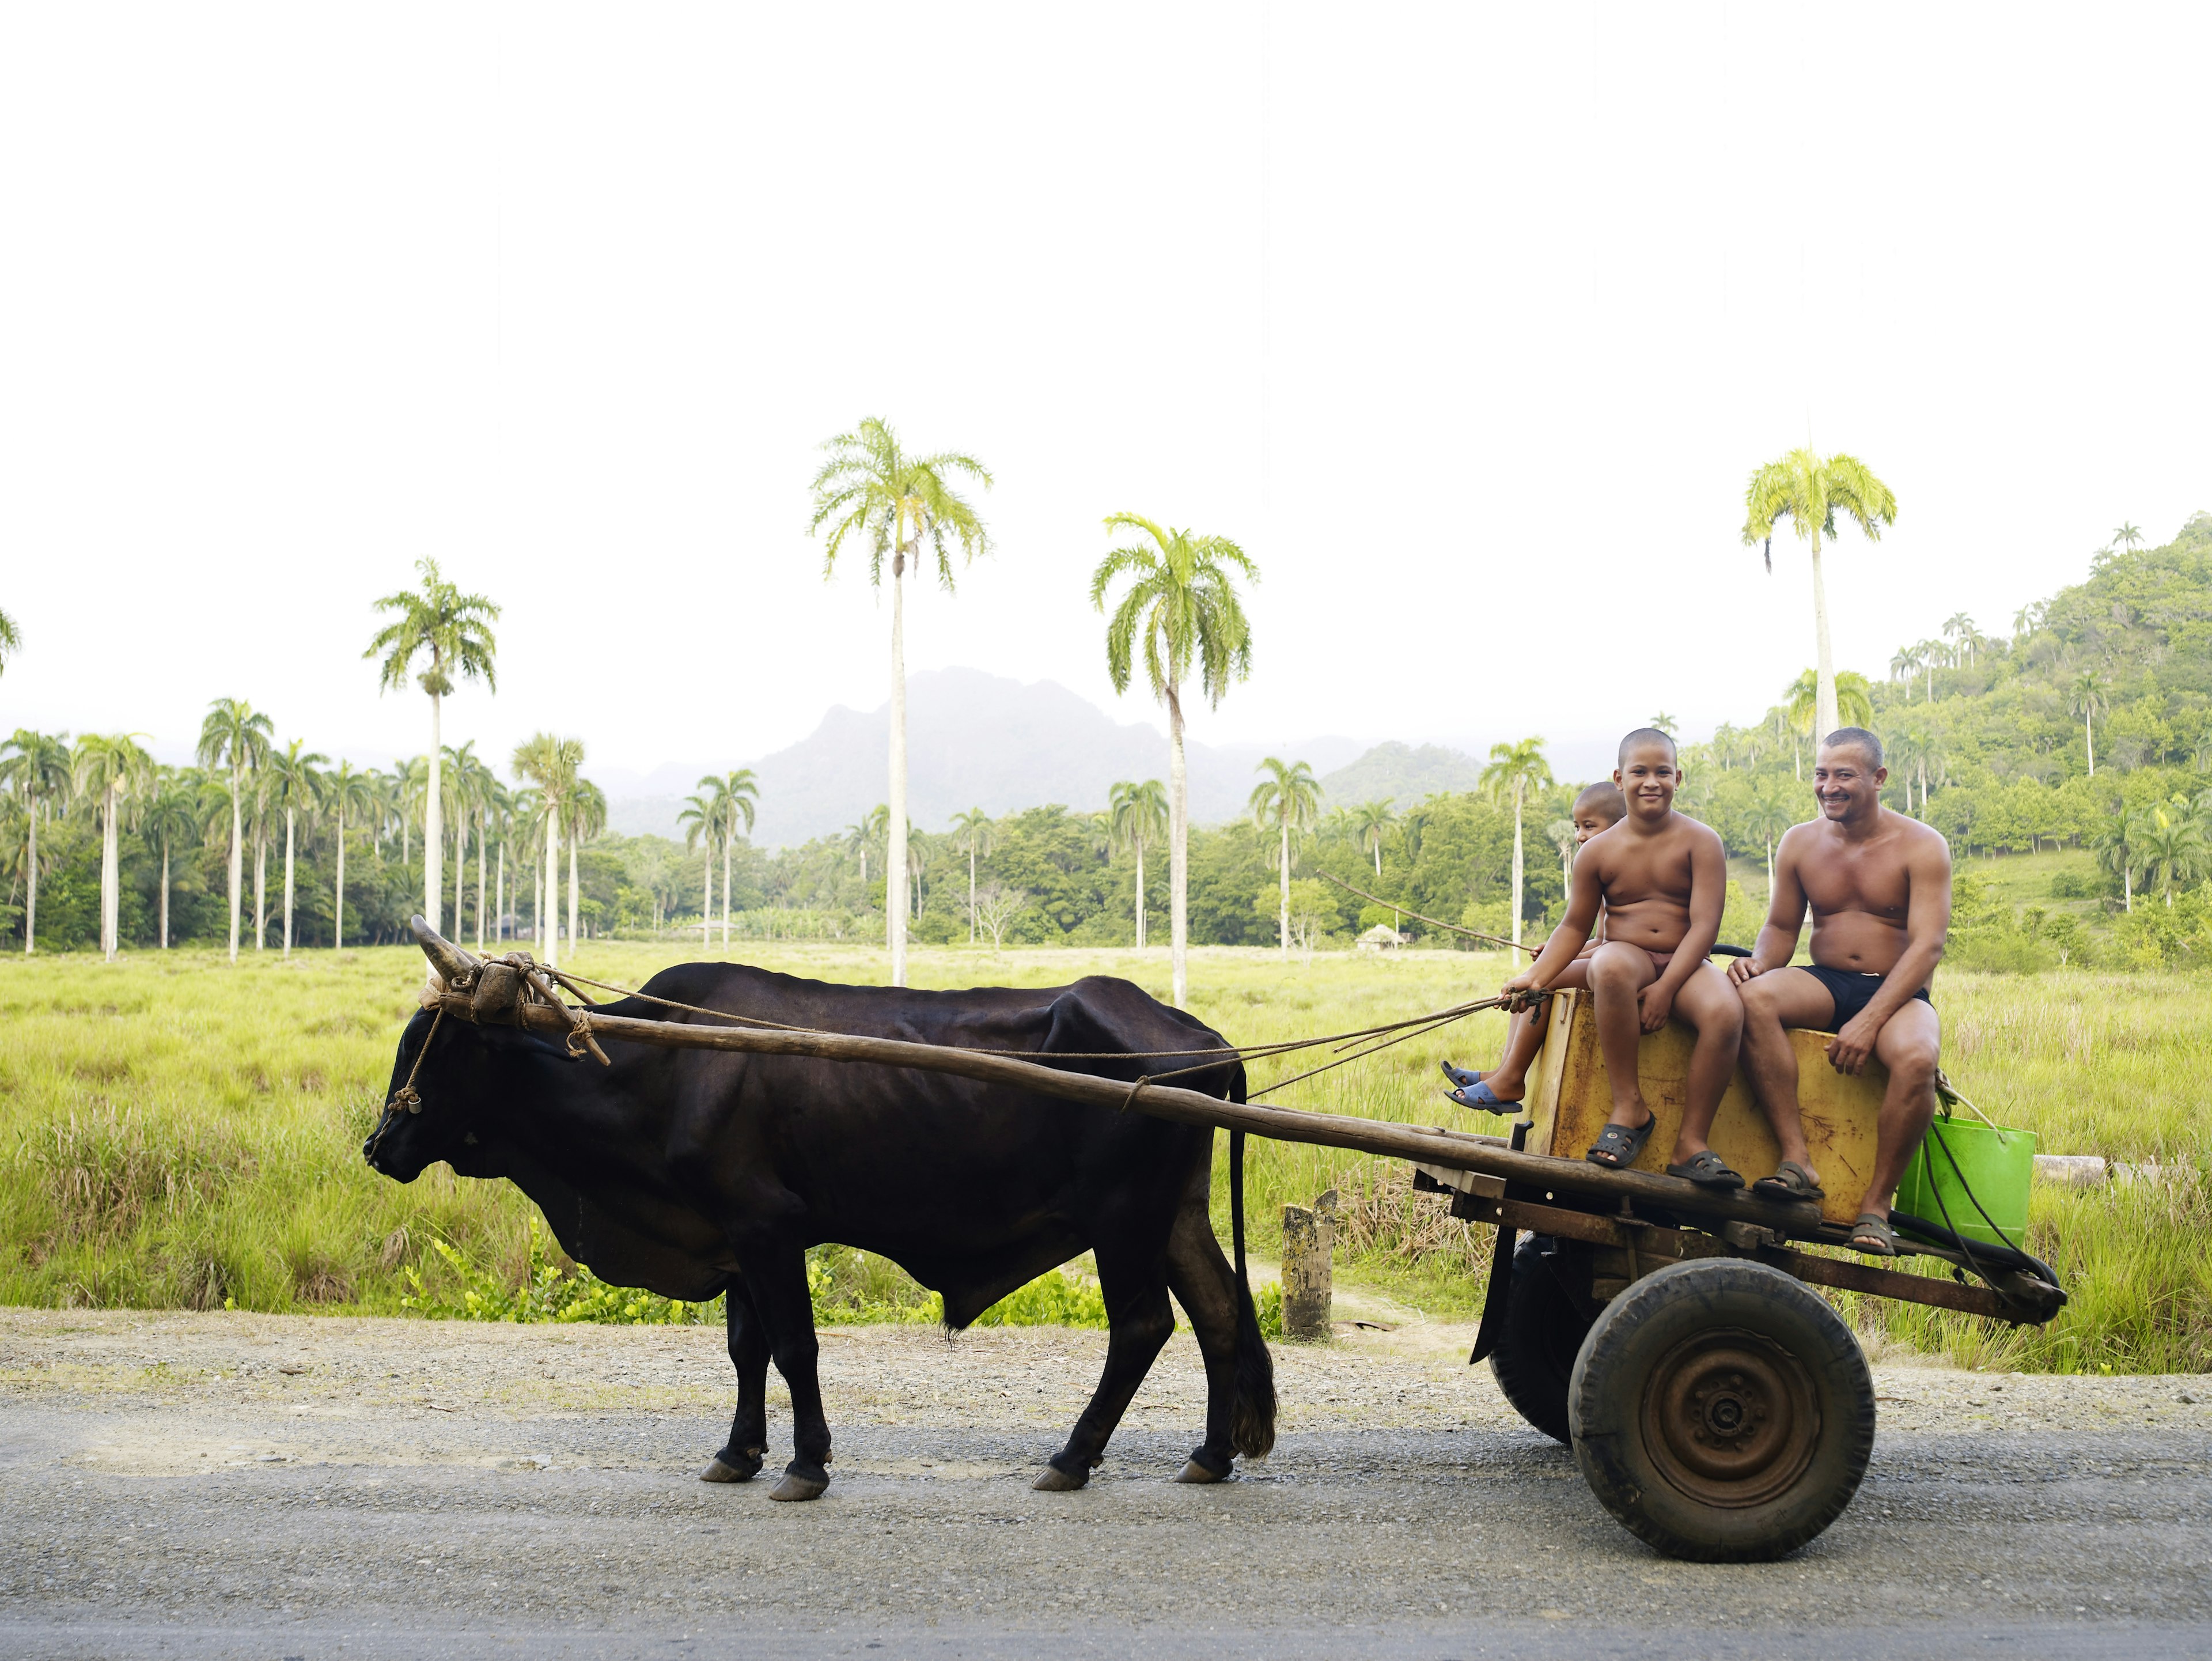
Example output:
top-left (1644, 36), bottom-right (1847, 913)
top-left (1893, 1110), bottom-right (2037, 1248)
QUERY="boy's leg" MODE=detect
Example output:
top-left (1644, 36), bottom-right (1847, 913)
top-left (1483, 959), bottom-right (1590, 1101)
top-left (1585, 943), bottom-right (1659, 1130)
top-left (1664, 961), bottom-right (1748, 1166)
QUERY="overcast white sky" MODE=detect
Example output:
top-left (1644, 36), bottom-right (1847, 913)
top-left (3, 3), bottom-right (2207, 792)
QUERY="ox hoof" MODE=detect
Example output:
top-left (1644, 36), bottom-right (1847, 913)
top-left (1032, 1465), bottom-right (1089, 1492)
top-left (1175, 1458), bottom-right (1228, 1484)
top-left (700, 1455), bottom-right (759, 1485)
top-left (768, 1469), bottom-right (830, 1503)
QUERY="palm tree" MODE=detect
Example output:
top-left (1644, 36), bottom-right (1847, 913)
top-left (2093, 812), bottom-right (2142, 911)
top-left (0, 606), bottom-right (18, 679)
top-left (1749, 792), bottom-right (1798, 900)
top-left (137, 769), bottom-right (202, 951)
top-left (1942, 612), bottom-right (1978, 668)
top-left (73, 734), bottom-right (153, 961)
top-left (1248, 759), bottom-right (1323, 960)
top-left (688, 770), bottom-right (759, 948)
top-left (512, 734), bottom-right (581, 967)
top-left (1742, 448), bottom-right (1899, 739)
top-left (810, 417), bottom-right (992, 988)
top-left (1479, 737), bottom-right (1554, 949)
top-left (1782, 668), bottom-right (1876, 777)
top-left (2067, 671), bottom-right (2107, 777)
top-left (324, 761), bottom-right (377, 949)
top-left (266, 740), bottom-right (329, 958)
top-left (479, 777), bottom-right (512, 947)
top-left (2137, 803), bottom-right (2205, 908)
top-left (365, 558), bottom-right (499, 947)
top-left (1104, 781), bottom-right (1169, 949)
top-left (1549, 817), bottom-right (1578, 899)
top-left (679, 786), bottom-right (718, 950)
top-left (1092, 514), bottom-right (1257, 1006)
top-left (0, 729), bottom-right (72, 954)
top-left (566, 777), bottom-right (605, 950)
top-left (194, 698), bottom-right (272, 963)
top-left (949, 807), bottom-right (999, 945)
top-left (1350, 799), bottom-right (1396, 880)
top-left (2113, 523), bottom-right (2145, 554)
top-left (1646, 712), bottom-right (1678, 736)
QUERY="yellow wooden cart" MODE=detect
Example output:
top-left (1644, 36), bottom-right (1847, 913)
top-left (1411, 986), bottom-right (2061, 1562)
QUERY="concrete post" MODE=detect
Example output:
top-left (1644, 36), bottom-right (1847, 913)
top-left (1281, 1188), bottom-right (1337, 1341)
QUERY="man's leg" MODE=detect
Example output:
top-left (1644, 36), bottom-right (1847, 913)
top-left (1858, 1000), bottom-right (1942, 1221)
top-left (1665, 961), bottom-right (1747, 1166)
top-left (1737, 968), bottom-right (1837, 1186)
top-left (1586, 943), bottom-right (1659, 1130)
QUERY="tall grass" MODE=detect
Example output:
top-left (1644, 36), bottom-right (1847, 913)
top-left (0, 943), bottom-right (2205, 1370)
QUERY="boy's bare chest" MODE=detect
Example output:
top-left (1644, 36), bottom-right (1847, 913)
top-left (1600, 839), bottom-right (1694, 905)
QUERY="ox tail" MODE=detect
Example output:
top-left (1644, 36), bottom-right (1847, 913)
top-left (1228, 1125), bottom-right (1278, 1458)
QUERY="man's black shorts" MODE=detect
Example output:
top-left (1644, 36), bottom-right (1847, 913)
top-left (1802, 962), bottom-right (1931, 1030)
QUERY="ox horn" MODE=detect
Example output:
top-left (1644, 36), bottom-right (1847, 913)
top-left (410, 915), bottom-right (482, 988)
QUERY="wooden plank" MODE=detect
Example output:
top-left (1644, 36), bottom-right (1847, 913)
top-left (433, 992), bottom-right (1826, 1232)
top-left (1522, 988), bottom-right (1884, 1226)
top-left (1447, 1193), bottom-right (2058, 1323)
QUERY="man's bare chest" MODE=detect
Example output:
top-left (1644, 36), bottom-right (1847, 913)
top-left (1801, 846), bottom-right (1911, 921)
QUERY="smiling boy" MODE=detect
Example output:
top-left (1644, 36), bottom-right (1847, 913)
top-left (1501, 729), bottom-right (1746, 1186)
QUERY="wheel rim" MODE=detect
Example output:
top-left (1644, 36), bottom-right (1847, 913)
top-left (1640, 1326), bottom-right (1820, 1509)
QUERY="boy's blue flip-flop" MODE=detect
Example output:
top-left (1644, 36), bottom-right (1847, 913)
top-left (1448, 1079), bottom-right (1521, 1114)
top-left (1440, 1060), bottom-right (1482, 1089)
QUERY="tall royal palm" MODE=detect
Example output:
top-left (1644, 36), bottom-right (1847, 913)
top-left (1351, 799), bottom-right (1396, 879)
top-left (194, 698), bottom-right (273, 963)
top-left (1742, 449), bottom-right (1899, 740)
top-left (2068, 671), bottom-right (2107, 777)
top-left (325, 761), bottom-right (377, 950)
top-left (949, 807), bottom-right (998, 945)
top-left (365, 558), bottom-right (499, 950)
top-left (690, 770), bottom-right (759, 949)
top-left (1782, 669), bottom-right (1874, 778)
top-left (566, 778), bottom-right (605, 951)
top-left (266, 740), bottom-right (328, 958)
top-left (1105, 781), bottom-right (1168, 949)
top-left (73, 734), bottom-right (153, 962)
top-left (810, 417), bottom-right (991, 989)
top-left (513, 735), bottom-right (581, 967)
top-left (1479, 737), bottom-right (1553, 949)
top-left (1249, 759), bottom-right (1322, 959)
top-left (444, 740), bottom-right (498, 944)
top-left (1093, 514), bottom-right (1256, 1007)
top-left (141, 769), bottom-right (204, 951)
top-left (0, 729), bottom-right (73, 954)
top-left (0, 606), bottom-right (18, 678)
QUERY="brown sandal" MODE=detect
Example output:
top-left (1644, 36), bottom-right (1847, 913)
top-left (1752, 1160), bottom-right (1827, 1202)
top-left (1849, 1212), bottom-right (1898, 1255)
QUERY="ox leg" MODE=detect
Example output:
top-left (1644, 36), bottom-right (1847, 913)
top-left (701, 1279), bottom-right (768, 1484)
top-left (1164, 1199), bottom-right (1241, 1484)
top-left (740, 1243), bottom-right (834, 1502)
top-left (1036, 1251), bottom-right (1175, 1492)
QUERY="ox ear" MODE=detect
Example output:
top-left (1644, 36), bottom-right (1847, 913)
top-left (410, 915), bottom-right (481, 989)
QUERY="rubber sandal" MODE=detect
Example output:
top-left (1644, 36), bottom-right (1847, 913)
top-left (1447, 1078), bottom-right (1522, 1114)
top-left (1585, 1113), bottom-right (1655, 1170)
top-left (1440, 1060), bottom-right (1482, 1089)
top-left (1850, 1213), bottom-right (1899, 1255)
top-left (1665, 1150), bottom-right (1746, 1190)
top-left (1752, 1160), bottom-right (1826, 1202)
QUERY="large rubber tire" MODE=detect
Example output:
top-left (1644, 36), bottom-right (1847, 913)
top-left (1489, 1236), bottom-right (1597, 1444)
top-left (1568, 1258), bottom-right (1875, 1562)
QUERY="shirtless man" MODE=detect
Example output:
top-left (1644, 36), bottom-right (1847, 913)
top-left (1502, 730), bottom-right (1745, 1186)
top-left (1727, 727), bottom-right (1952, 1254)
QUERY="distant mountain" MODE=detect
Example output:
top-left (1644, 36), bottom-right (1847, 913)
top-left (606, 668), bottom-right (1366, 845)
top-left (1319, 741), bottom-right (1486, 806)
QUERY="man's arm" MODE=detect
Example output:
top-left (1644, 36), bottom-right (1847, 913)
top-left (1510, 840), bottom-right (1606, 997)
top-left (1729, 827), bottom-right (1809, 986)
top-left (1827, 829), bottom-right (1951, 1074)
top-left (1638, 826), bottom-right (1727, 1030)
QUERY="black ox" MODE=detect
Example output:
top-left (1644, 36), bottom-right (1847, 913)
top-left (365, 923), bottom-right (1276, 1500)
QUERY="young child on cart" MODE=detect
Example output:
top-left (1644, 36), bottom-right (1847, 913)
top-left (1483, 729), bottom-right (1748, 1189)
top-left (1440, 780), bottom-right (1624, 1112)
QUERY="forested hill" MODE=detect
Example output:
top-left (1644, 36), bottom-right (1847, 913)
top-left (1677, 510), bottom-right (2212, 865)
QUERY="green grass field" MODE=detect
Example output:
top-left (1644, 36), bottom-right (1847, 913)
top-left (1, 940), bottom-right (2205, 1371)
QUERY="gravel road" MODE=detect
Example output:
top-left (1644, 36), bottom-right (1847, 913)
top-left (2, 1307), bottom-right (2207, 1660)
